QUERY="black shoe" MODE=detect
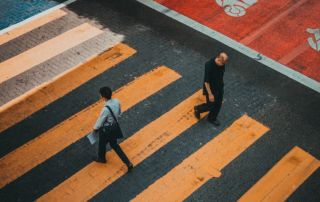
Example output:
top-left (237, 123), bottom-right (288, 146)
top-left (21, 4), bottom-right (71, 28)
top-left (93, 157), bottom-right (107, 164)
top-left (208, 119), bottom-right (220, 126)
top-left (127, 163), bottom-right (134, 173)
top-left (194, 106), bottom-right (200, 119)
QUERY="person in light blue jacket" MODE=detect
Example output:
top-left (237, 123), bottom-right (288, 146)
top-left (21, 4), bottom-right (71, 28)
top-left (93, 86), bottom-right (133, 172)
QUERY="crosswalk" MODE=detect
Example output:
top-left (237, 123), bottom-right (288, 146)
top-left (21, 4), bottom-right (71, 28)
top-left (0, 9), bottom-right (67, 46)
top-left (0, 66), bottom-right (181, 189)
top-left (239, 146), bottom-right (320, 202)
top-left (0, 6), bottom-right (319, 202)
top-left (37, 90), bottom-right (206, 201)
top-left (0, 23), bottom-right (103, 84)
top-left (132, 115), bottom-right (269, 202)
top-left (0, 43), bottom-right (136, 133)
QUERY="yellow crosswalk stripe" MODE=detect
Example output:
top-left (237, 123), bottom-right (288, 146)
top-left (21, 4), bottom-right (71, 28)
top-left (132, 115), bottom-right (269, 202)
top-left (0, 9), bottom-right (67, 45)
top-left (238, 146), bottom-right (320, 202)
top-left (37, 90), bottom-right (207, 201)
top-left (0, 66), bottom-right (181, 189)
top-left (0, 43), bottom-right (136, 133)
top-left (0, 23), bottom-right (103, 84)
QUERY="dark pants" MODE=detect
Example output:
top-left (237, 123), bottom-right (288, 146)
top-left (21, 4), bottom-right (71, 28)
top-left (196, 90), bottom-right (223, 121)
top-left (98, 131), bottom-right (131, 166)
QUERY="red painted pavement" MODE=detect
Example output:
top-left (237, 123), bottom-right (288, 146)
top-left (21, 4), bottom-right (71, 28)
top-left (156, 0), bottom-right (320, 82)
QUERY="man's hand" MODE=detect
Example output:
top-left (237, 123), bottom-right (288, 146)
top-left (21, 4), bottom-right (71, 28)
top-left (205, 82), bottom-right (215, 102)
top-left (209, 94), bottom-right (215, 102)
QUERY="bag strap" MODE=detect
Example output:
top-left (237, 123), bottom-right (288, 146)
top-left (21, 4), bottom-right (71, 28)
top-left (106, 106), bottom-right (119, 124)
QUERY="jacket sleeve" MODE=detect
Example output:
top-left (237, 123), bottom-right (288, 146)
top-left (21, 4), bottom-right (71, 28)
top-left (93, 108), bottom-right (108, 130)
top-left (119, 101), bottom-right (122, 116)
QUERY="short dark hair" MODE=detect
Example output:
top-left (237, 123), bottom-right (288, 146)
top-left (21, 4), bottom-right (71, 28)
top-left (99, 86), bottom-right (112, 99)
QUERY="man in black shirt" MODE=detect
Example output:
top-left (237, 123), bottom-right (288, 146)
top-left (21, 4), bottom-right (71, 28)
top-left (194, 52), bottom-right (228, 126)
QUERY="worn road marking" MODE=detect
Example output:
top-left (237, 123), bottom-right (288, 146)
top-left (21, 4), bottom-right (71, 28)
top-left (215, 0), bottom-right (258, 17)
top-left (138, 0), bottom-right (320, 93)
top-left (307, 28), bottom-right (320, 52)
top-left (238, 146), bottom-right (320, 202)
top-left (0, 43), bottom-right (135, 133)
top-left (0, 0), bottom-right (78, 36)
top-left (0, 9), bottom-right (67, 45)
top-left (240, 0), bottom-right (308, 45)
top-left (279, 43), bottom-right (309, 65)
top-left (0, 66), bottom-right (181, 189)
top-left (0, 23), bottom-right (103, 83)
top-left (37, 90), bottom-right (206, 201)
top-left (132, 115), bottom-right (269, 202)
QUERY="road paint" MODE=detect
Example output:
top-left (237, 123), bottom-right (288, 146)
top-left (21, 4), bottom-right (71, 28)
top-left (307, 28), bottom-right (320, 52)
top-left (215, 0), bottom-right (257, 17)
top-left (0, 0), bottom-right (78, 36)
top-left (279, 43), bottom-right (309, 65)
top-left (240, 0), bottom-right (308, 45)
top-left (0, 23), bottom-right (103, 84)
top-left (248, 0), bottom-right (320, 82)
top-left (288, 47), bottom-right (320, 81)
top-left (0, 66), bottom-right (181, 189)
top-left (0, 9), bottom-right (67, 46)
top-left (132, 114), bottom-right (269, 202)
top-left (0, 43), bottom-right (135, 133)
top-left (238, 146), bottom-right (320, 202)
top-left (37, 90), bottom-right (206, 201)
top-left (139, 0), bottom-right (320, 93)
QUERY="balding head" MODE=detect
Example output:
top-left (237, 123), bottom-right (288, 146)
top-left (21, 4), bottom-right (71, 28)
top-left (216, 52), bottom-right (228, 66)
top-left (220, 52), bottom-right (228, 61)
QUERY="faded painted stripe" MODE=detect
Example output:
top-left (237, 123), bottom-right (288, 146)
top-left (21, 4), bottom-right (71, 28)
top-left (0, 23), bottom-right (103, 83)
top-left (37, 90), bottom-right (206, 201)
top-left (238, 146), bottom-right (320, 202)
top-left (279, 43), bottom-right (309, 65)
top-left (0, 43), bottom-right (135, 133)
top-left (132, 115), bottom-right (269, 202)
top-left (240, 0), bottom-right (308, 45)
top-left (0, 9), bottom-right (67, 45)
top-left (137, 0), bottom-right (320, 93)
top-left (0, 0), bottom-right (78, 36)
top-left (0, 66), bottom-right (181, 189)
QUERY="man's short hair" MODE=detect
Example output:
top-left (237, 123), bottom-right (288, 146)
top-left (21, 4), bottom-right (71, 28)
top-left (99, 86), bottom-right (112, 99)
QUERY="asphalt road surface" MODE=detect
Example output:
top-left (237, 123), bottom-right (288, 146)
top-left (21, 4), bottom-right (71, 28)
top-left (0, 0), bottom-right (319, 201)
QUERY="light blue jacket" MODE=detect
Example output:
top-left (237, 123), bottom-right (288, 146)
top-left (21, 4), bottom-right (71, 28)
top-left (93, 98), bottom-right (121, 130)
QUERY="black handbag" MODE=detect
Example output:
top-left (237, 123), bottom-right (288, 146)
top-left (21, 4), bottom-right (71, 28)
top-left (100, 106), bottom-right (124, 139)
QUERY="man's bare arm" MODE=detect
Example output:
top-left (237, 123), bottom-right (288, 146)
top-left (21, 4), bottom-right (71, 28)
top-left (205, 82), bottom-right (215, 102)
top-left (205, 82), bottom-right (212, 95)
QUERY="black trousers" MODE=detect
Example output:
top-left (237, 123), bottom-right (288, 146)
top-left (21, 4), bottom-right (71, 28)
top-left (196, 90), bottom-right (223, 121)
top-left (98, 131), bottom-right (131, 166)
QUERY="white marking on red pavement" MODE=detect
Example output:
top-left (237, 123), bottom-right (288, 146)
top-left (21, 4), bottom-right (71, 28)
top-left (215, 0), bottom-right (257, 17)
top-left (307, 28), bottom-right (320, 52)
top-left (137, 0), bottom-right (320, 93)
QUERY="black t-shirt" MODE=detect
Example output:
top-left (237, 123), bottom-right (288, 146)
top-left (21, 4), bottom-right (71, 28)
top-left (203, 58), bottom-right (225, 95)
